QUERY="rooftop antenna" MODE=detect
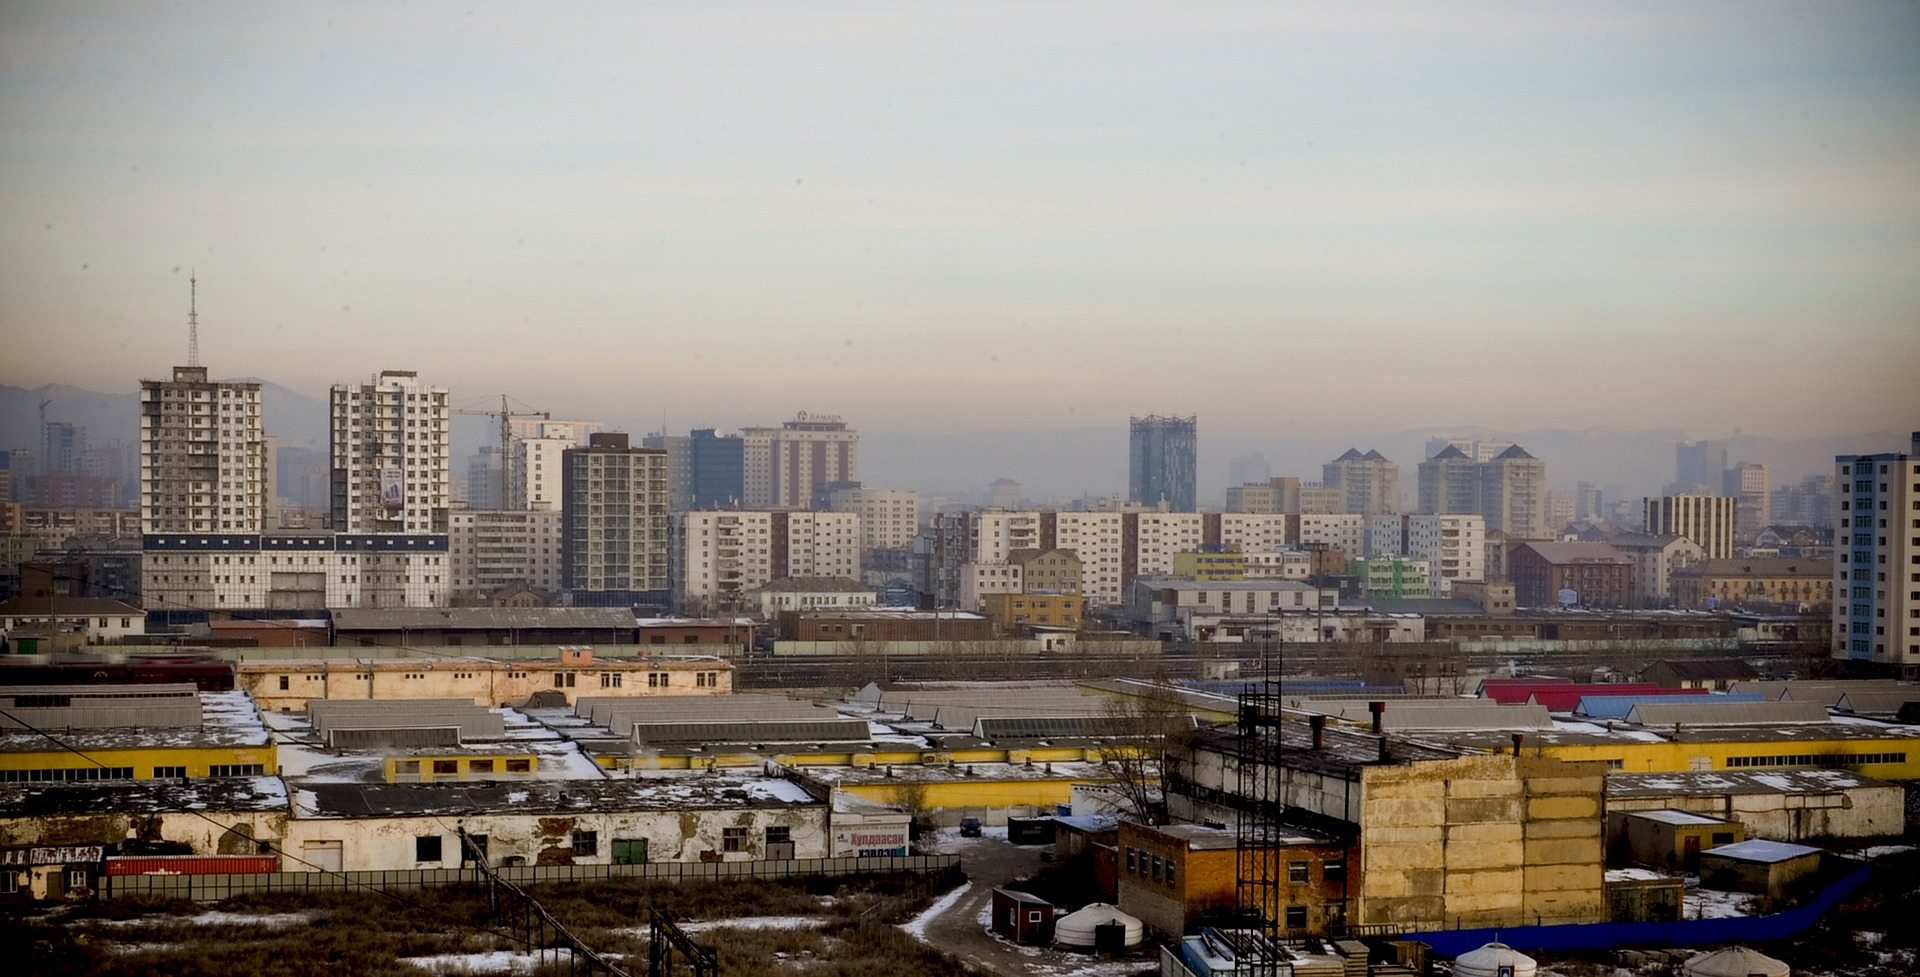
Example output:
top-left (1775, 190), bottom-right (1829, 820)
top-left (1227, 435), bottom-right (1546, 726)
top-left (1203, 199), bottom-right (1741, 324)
top-left (186, 270), bottom-right (201, 367)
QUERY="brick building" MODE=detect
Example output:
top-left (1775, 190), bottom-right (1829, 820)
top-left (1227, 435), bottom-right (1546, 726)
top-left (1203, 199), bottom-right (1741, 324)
top-left (1509, 541), bottom-right (1636, 608)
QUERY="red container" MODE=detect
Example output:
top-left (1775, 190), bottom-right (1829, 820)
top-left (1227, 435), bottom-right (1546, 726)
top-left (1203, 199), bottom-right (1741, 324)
top-left (105, 855), bottom-right (279, 876)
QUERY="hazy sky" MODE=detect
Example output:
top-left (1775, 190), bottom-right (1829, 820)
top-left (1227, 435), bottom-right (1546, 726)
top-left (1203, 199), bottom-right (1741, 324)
top-left (3, 1), bottom-right (1916, 440)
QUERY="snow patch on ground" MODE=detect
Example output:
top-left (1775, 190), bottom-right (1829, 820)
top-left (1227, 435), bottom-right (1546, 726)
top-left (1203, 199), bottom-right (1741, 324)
top-left (1862, 845), bottom-right (1915, 859)
top-left (680, 916), bottom-right (827, 934)
top-left (402, 949), bottom-right (590, 974)
top-left (899, 881), bottom-right (971, 939)
top-left (88, 911), bottom-right (315, 929)
top-left (1686, 886), bottom-right (1759, 919)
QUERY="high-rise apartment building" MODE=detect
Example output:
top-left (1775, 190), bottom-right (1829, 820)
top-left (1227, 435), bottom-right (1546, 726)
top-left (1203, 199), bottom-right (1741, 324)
top-left (640, 432), bottom-right (693, 511)
top-left (449, 508), bottom-right (563, 601)
top-left (1044, 511), bottom-right (1126, 606)
top-left (1480, 446), bottom-right (1548, 539)
top-left (1129, 415), bottom-right (1197, 512)
top-left (1419, 444), bottom-right (1547, 539)
top-left (1406, 514), bottom-right (1485, 596)
top-left (329, 371), bottom-right (450, 534)
top-left (688, 428), bottom-right (745, 509)
top-left (1575, 482), bottom-right (1603, 523)
top-left (1323, 448), bottom-right (1399, 515)
top-left (1833, 434), bottom-right (1919, 670)
top-left (140, 366), bottom-right (265, 534)
top-left (739, 427), bottom-right (779, 509)
top-left (675, 509), bottom-right (861, 608)
top-left (1645, 495), bottom-right (1736, 560)
top-left (1417, 446), bottom-right (1481, 516)
top-left (1674, 439), bottom-right (1729, 494)
top-left (561, 433), bottom-right (669, 605)
top-left (1723, 463), bottom-right (1772, 540)
top-left (828, 486), bottom-right (921, 554)
top-left (769, 414), bottom-right (858, 509)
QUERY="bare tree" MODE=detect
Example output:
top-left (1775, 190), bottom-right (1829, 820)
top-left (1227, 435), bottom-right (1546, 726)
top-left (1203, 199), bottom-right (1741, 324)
top-left (1092, 679), bottom-right (1196, 825)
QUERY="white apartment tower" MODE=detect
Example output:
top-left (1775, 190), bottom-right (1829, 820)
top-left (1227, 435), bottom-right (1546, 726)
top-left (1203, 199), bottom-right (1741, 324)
top-left (330, 371), bottom-right (451, 534)
top-left (677, 510), bottom-right (861, 608)
top-left (561, 433), bottom-right (670, 600)
top-left (1834, 435), bottom-right (1920, 670)
top-left (140, 366), bottom-right (266, 534)
top-left (828, 486), bottom-right (922, 553)
top-left (1406, 514), bottom-right (1485, 596)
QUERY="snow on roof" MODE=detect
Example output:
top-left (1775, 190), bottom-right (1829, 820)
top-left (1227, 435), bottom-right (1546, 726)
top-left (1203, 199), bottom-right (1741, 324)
top-left (1701, 839), bottom-right (1821, 863)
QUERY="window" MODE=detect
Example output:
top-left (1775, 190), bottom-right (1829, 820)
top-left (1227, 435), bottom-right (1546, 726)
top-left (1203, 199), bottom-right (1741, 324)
top-left (1288, 861), bottom-right (1310, 884)
top-left (722, 827), bottom-right (748, 853)
top-left (612, 839), bottom-right (648, 865)
top-left (209, 764), bottom-right (264, 778)
top-left (0, 872), bottom-right (17, 893)
top-left (1285, 906), bottom-right (1308, 929)
top-left (766, 826), bottom-right (790, 844)
top-left (68, 869), bottom-right (88, 892)
top-left (152, 766), bottom-right (187, 779)
top-left (462, 835), bottom-right (489, 864)
top-left (417, 836), bottom-right (442, 862)
top-left (1126, 848), bottom-right (1137, 873)
top-left (1711, 832), bottom-right (1735, 845)
top-left (505, 759), bottom-right (531, 773)
top-left (395, 760), bottom-right (420, 776)
top-left (278, 676), bottom-right (290, 690)
top-left (1164, 861), bottom-right (1177, 886)
top-left (470, 759), bottom-right (495, 774)
top-left (433, 760), bottom-right (458, 775)
top-left (572, 831), bottom-right (598, 856)
top-left (1151, 855), bottom-right (1163, 881)
top-left (554, 672), bottom-right (576, 688)
top-left (1322, 857), bottom-right (1345, 883)
top-left (601, 672), bottom-right (622, 688)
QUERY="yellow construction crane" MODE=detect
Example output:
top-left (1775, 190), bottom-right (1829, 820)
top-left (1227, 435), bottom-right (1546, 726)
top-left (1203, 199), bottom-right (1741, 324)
top-left (451, 395), bottom-right (549, 509)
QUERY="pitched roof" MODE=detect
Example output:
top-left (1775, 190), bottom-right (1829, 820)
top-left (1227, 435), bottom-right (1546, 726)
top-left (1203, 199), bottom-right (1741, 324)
top-left (750, 576), bottom-right (874, 593)
top-left (0, 597), bottom-right (145, 616)
top-left (1361, 450), bottom-right (1388, 462)
top-left (1333, 448), bottom-right (1365, 462)
top-left (1493, 444), bottom-right (1535, 460)
top-left (1672, 558), bottom-right (1830, 579)
top-left (1513, 541), bottom-right (1633, 565)
top-left (1648, 659), bottom-right (1761, 682)
top-left (1429, 445), bottom-right (1472, 461)
top-left (1626, 700), bottom-right (1829, 726)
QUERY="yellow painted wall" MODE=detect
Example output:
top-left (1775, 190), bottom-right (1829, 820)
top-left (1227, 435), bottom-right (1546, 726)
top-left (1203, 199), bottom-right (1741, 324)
top-left (383, 754), bottom-right (540, 783)
top-left (0, 744), bottom-right (276, 780)
top-left (837, 776), bottom-right (1089, 810)
top-left (1506, 738), bottom-right (1920, 780)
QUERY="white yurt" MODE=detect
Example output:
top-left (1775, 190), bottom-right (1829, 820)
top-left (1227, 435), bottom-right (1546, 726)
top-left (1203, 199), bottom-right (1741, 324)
top-left (1052, 903), bottom-right (1145, 949)
top-left (1683, 946), bottom-right (1790, 977)
top-left (1453, 941), bottom-right (1538, 977)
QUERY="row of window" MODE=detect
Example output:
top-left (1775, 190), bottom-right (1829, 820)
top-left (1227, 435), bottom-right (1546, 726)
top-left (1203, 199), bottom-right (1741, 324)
top-left (1725, 753), bottom-right (1907, 768)
top-left (395, 758), bottom-right (531, 775)
top-left (415, 826), bottom-right (787, 864)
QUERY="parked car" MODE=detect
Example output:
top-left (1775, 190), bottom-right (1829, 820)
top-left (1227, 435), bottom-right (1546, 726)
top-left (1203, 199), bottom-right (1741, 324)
top-left (959, 817), bottom-right (983, 838)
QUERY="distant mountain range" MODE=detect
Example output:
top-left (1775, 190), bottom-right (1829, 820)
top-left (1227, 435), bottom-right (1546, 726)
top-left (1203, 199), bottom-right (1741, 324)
top-left (4, 381), bottom-right (1905, 509)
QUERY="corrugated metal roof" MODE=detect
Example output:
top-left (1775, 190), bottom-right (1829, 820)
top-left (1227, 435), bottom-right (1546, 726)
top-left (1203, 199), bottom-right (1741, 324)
top-left (629, 718), bottom-right (872, 746)
top-left (1607, 769), bottom-right (1895, 797)
top-left (1577, 694), bottom-right (1765, 719)
top-left (1835, 690), bottom-right (1920, 715)
top-left (1290, 700), bottom-right (1554, 731)
top-left (1700, 839), bottom-right (1820, 864)
top-left (1727, 679), bottom-right (1906, 704)
top-left (1627, 700), bottom-right (1829, 726)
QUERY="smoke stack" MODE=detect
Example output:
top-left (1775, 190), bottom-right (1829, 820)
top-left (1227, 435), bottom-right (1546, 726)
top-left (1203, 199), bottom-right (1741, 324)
top-left (1369, 701), bottom-right (1385, 734)
top-left (1511, 733), bottom-right (1525, 757)
top-left (1309, 714), bottom-right (1325, 750)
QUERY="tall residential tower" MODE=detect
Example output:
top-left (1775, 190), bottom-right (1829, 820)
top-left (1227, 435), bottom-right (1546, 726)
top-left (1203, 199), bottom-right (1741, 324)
top-left (1129, 414), bottom-right (1197, 512)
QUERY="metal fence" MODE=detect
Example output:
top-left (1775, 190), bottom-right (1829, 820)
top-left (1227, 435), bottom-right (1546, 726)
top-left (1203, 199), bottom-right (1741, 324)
top-left (99, 854), bottom-right (961, 903)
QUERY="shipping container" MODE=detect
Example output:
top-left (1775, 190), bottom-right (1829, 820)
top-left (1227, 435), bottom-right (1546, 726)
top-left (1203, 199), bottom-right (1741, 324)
top-left (105, 855), bottom-right (278, 876)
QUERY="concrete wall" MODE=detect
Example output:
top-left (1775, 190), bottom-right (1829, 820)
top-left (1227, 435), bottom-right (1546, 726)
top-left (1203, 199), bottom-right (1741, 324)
top-left (1607, 784), bottom-right (1907, 842)
top-left (1356, 754), bottom-right (1606, 929)
top-left (0, 809), bottom-right (288, 858)
top-left (281, 805), bottom-right (830, 872)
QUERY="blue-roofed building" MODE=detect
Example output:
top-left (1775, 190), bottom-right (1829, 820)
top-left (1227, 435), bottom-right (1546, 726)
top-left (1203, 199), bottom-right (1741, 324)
top-left (1576, 693), bottom-right (1765, 719)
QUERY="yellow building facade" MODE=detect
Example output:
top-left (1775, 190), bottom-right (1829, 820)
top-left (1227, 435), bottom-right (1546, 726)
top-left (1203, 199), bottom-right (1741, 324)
top-left (239, 650), bottom-right (732, 712)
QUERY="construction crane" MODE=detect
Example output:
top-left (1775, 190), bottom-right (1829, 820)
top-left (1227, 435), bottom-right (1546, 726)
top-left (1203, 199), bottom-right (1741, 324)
top-left (452, 395), bottom-right (549, 510)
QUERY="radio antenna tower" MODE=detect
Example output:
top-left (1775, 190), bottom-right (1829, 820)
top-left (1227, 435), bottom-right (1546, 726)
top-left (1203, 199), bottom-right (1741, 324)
top-left (186, 271), bottom-right (201, 367)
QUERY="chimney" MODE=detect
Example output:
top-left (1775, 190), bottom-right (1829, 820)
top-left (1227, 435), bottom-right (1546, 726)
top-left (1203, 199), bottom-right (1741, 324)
top-left (1377, 736), bottom-right (1391, 762)
top-left (1369, 701), bottom-right (1385, 734)
top-left (1511, 733), bottom-right (1525, 757)
top-left (1309, 714), bottom-right (1325, 750)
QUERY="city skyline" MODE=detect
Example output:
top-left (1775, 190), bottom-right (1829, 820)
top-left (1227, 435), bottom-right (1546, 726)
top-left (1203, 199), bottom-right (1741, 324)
top-left (3, 2), bottom-right (1918, 442)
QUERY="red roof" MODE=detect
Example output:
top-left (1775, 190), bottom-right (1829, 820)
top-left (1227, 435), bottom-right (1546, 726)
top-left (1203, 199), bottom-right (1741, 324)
top-left (1522, 684), bottom-right (1707, 711)
top-left (1479, 678), bottom-right (1574, 702)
